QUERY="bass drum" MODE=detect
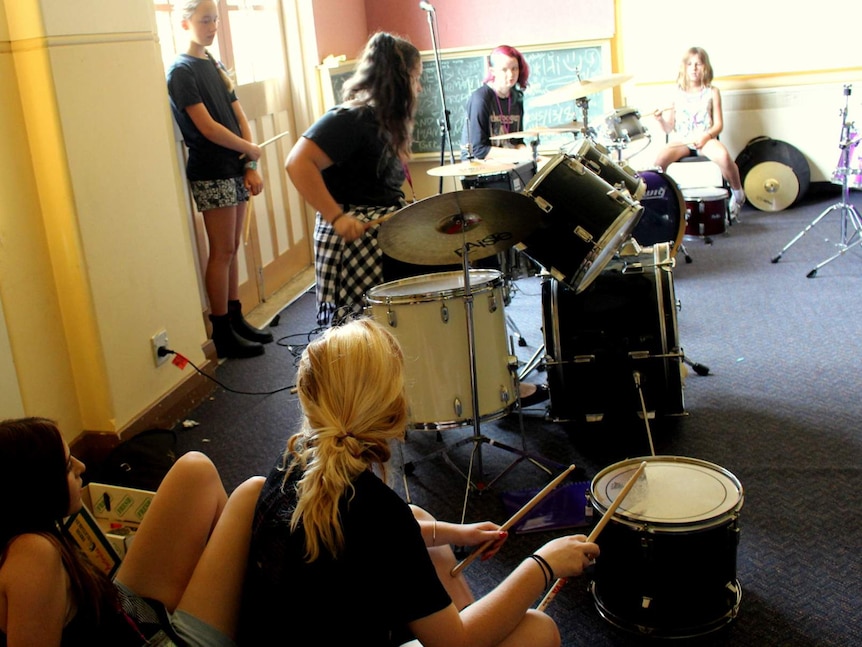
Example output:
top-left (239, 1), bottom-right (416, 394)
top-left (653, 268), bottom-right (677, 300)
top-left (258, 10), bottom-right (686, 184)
top-left (590, 456), bottom-right (744, 638)
top-left (735, 136), bottom-right (810, 211)
top-left (631, 170), bottom-right (686, 257)
top-left (542, 242), bottom-right (685, 424)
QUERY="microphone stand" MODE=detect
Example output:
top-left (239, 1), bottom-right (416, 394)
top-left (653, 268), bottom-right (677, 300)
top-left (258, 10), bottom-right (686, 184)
top-left (422, 4), bottom-right (456, 194)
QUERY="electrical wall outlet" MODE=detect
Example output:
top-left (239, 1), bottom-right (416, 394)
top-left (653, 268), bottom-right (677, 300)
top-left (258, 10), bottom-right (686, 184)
top-left (151, 329), bottom-right (169, 366)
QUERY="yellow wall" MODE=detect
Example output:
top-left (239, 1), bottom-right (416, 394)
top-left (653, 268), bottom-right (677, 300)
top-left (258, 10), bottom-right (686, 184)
top-left (1, 0), bottom-right (208, 442)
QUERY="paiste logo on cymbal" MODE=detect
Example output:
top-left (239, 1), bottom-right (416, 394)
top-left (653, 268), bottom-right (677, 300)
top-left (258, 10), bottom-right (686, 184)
top-left (453, 231), bottom-right (513, 257)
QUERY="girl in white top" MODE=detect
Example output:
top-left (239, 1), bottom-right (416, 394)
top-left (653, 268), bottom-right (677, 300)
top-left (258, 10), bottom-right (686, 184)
top-left (653, 47), bottom-right (745, 218)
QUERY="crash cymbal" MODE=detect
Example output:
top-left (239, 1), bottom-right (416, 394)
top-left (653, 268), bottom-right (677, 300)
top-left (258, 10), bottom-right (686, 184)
top-left (490, 122), bottom-right (584, 140)
top-left (377, 189), bottom-right (544, 265)
top-left (427, 159), bottom-right (516, 177)
top-left (532, 73), bottom-right (634, 107)
top-left (744, 161), bottom-right (800, 212)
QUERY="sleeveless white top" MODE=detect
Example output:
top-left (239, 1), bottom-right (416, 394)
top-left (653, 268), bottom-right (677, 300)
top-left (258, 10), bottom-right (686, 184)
top-left (670, 86), bottom-right (713, 143)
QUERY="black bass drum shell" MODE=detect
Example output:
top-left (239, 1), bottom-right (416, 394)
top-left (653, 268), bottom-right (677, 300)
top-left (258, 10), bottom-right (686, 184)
top-left (735, 137), bottom-right (810, 210)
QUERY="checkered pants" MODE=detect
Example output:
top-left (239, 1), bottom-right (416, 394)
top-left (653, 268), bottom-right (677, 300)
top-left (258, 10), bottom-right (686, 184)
top-left (314, 205), bottom-right (400, 326)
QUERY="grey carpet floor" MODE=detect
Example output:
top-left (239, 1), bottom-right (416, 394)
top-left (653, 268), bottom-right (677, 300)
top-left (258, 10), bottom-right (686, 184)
top-left (176, 185), bottom-right (862, 646)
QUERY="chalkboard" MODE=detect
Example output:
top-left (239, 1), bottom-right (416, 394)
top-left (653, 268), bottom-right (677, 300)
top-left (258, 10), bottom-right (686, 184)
top-left (322, 42), bottom-right (610, 156)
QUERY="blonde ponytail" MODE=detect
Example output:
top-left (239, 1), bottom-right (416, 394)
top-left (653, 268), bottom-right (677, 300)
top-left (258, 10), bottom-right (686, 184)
top-left (285, 319), bottom-right (408, 562)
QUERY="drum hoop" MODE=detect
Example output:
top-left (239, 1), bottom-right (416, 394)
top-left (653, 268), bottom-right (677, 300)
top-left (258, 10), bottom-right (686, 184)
top-left (637, 169), bottom-right (687, 258)
top-left (575, 202), bottom-right (643, 293)
top-left (366, 270), bottom-right (502, 305)
top-left (524, 153), bottom-right (569, 194)
top-left (683, 187), bottom-right (729, 200)
top-left (591, 455), bottom-right (744, 529)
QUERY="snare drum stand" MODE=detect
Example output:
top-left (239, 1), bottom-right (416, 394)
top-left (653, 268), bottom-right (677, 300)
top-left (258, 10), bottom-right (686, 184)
top-left (771, 85), bottom-right (862, 275)
top-left (400, 214), bottom-right (563, 522)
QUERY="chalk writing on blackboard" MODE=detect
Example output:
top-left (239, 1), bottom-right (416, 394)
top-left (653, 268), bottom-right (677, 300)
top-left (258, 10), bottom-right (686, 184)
top-left (325, 42), bottom-right (610, 155)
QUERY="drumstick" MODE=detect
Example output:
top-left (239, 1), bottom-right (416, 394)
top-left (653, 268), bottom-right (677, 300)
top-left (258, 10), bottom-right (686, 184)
top-left (536, 461), bottom-right (647, 612)
top-left (649, 105), bottom-right (674, 117)
top-left (239, 130), bottom-right (291, 159)
top-left (450, 464), bottom-right (576, 577)
top-left (363, 210), bottom-right (400, 230)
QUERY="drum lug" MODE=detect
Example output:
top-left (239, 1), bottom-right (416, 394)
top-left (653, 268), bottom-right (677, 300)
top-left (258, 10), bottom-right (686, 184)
top-left (500, 385), bottom-right (510, 404)
top-left (574, 226), bottom-right (593, 244)
top-left (535, 196), bottom-right (552, 213)
top-left (440, 303), bottom-right (449, 323)
top-left (386, 306), bottom-right (397, 327)
top-left (629, 350), bottom-right (650, 360)
top-left (453, 397), bottom-right (462, 417)
top-left (488, 292), bottom-right (499, 313)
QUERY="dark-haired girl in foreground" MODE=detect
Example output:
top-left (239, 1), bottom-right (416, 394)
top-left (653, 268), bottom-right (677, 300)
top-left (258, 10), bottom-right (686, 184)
top-left (0, 417), bottom-right (262, 646)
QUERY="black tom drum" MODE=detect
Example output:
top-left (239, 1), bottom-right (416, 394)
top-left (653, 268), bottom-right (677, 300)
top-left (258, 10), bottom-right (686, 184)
top-left (590, 456), bottom-right (744, 638)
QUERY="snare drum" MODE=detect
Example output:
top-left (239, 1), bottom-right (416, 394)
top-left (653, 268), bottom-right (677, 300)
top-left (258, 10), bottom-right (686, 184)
top-left (566, 139), bottom-right (645, 200)
top-left (543, 242), bottom-right (684, 423)
top-left (590, 456), bottom-right (744, 638)
top-left (684, 187), bottom-right (728, 237)
top-left (521, 153), bottom-right (643, 294)
top-left (632, 170), bottom-right (686, 257)
top-left (365, 270), bottom-right (514, 429)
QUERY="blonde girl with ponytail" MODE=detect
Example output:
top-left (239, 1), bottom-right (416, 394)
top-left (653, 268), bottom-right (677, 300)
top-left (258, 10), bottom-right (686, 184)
top-left (240, 319), bottom-right (599, 647)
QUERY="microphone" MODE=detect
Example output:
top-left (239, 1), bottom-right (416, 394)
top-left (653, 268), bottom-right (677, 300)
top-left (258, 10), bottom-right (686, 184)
top-left (419, 1), bottom-right (435, 11)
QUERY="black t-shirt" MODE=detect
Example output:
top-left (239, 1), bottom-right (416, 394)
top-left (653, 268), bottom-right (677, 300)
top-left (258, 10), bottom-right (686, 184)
top-left (239, 461), bottom-right (451, 646)
top-left (166, 53), bottom-right (244, 181)
top-left (462, 85), bottom-right (525, 160)
top-left (305, 106), bottom-right (406, 208)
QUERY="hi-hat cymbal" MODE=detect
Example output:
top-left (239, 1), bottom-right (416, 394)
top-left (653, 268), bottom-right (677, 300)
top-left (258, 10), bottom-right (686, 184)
top-left (377, 189), bottom-right (544, 265)
top-left (744, 161), bottom-right (800, 212)
top-left (427, 160), bottom-right (516, 177)
top-left (532, 73), bottom-right (634, 107)
top-left (490, 122), bottom-right (584, 140)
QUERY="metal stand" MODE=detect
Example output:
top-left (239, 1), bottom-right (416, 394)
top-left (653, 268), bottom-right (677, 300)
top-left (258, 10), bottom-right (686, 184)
top-left (422, 3), bottom-right (456, 194)
top-left (772, 85), bottom-right (861, 275)
top-left (400, 216), bottom-right (564, 521)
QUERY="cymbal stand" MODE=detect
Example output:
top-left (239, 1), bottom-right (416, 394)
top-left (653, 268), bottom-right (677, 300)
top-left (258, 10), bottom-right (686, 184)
top-left (771, 85), bottom-right (862, 274)
top-left (576, 96), bottom-right (596, 140)
top-left (422, 2), bottom-right (456, 194)
top-left (400, 212), bottom-right (564, 521)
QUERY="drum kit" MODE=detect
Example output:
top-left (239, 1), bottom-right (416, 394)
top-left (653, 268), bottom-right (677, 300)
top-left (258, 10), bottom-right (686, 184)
top-left (364, 70), bottom-right (740, 639)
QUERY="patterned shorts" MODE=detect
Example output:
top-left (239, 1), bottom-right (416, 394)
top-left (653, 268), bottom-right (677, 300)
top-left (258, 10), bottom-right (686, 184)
top-left (190, 177), bottom-right (249, 212)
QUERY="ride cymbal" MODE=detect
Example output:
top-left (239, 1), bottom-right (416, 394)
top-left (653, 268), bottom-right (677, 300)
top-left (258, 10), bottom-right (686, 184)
top-left (427, 160), bottom-right (516, 177)
top-left (744, 161), bottom-right (800, 212)
top-left (377, 189), bottom-right (544, 265)
top-left (532, 73), bottom-right (633, 108)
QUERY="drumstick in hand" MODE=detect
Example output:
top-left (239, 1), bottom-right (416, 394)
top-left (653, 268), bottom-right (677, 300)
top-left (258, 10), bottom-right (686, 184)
top-left (239, 130), bottom-right (292, 159)
top-left (363, 211), bottom-right (400, 230)
top-left (450, 464), bottom-right (576, 577)
top-left (537, 460), bottom-right (648, 611)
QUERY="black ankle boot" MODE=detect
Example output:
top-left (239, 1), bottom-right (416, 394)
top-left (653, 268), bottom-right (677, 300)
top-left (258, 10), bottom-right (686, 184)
top-left (228, 300), bottom-right (274, 344)
top-left (209, 313), bottom-right (265, 359)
